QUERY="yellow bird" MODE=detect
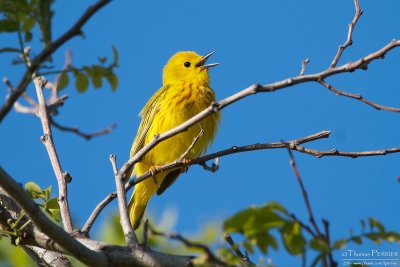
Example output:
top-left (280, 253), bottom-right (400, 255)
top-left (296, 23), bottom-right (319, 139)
top-left (128, 51), bottom-right (220, 230)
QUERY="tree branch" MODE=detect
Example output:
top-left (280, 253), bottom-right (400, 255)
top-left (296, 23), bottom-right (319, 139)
top-left (287, 148), bottom-right (322, 238)
top-left (50, 118), bottom-right (117, 140)
top-left (330, 0), bottom-right (363, 68)
top-left (150, 226), bottom-right (227, 266)
top-left (0, 170), bottom-right (196, 266)
top-left (300, 58), bottom-right (310, 76)
top-left (0, 184), bottom-right (72, 267)
top-left (0, 167), bottom-right (107, 266)
top-left (319, 80), bottom-right (400, 113)
top-left (30, 63), bottom-right (73, 231)
top-left (0, 0), bottom-right (112, 122)
top-left (82, 131), bottom-right (330, 233)
top-left (83, 128), bottom-right (400, 233)
top-left (110, 154), bottom-right (138, 245)
top-left (224, 233), bottom-right (254, 266)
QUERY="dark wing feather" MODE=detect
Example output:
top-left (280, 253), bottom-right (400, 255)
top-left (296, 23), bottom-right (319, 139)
top-left (156, 169), bottom-right (181, 195)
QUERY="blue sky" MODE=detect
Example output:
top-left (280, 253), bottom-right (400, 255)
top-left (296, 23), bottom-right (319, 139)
top-left (1, 0), bottom-right (400, 265)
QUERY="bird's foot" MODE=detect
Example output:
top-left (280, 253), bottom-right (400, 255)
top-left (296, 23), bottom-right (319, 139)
top-left (149, 165), bottom-right (159, 186)
top-left (181, 158), bottom-right (191, 173)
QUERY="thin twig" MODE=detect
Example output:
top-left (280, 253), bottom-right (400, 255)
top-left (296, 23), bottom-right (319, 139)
top-left (224, 233), bottom-right (254, 266)
top-left (150, 226), bottom-right (227, 266)
top-left (200, 158), bottom-right (219, 173)
top-left (290, 213), bottom-right (317, 238)
top-left (142, 219), bottom-right (149, 246)
top-left (110, 155), bottom-right (137, 245)
top-left (50, 118), bottom-right (117, 140)
top-left (286, 148), bottom-right (323, 238)
top-left (330, 0), bottom-right (363, 68)
top-left (322, 219), bottom-right (337, 267)
top-left (300, 58), bottom-right (310, 76)
top-left (319, 80), bottom-right (400, 113)
top-left (178, 127), bottom-right (204, 162)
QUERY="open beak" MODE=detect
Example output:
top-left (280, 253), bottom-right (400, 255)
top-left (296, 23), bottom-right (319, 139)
top-left (195, 51), bottom-right (219, 69)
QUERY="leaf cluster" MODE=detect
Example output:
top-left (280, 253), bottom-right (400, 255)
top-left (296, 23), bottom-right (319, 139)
top-left (220, 202), bottom-right (400, 266)
top-left (57, 47), bottom-right (119, 92)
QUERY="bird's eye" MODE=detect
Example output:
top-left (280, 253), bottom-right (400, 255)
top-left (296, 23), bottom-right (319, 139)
top-left (184, 62), bottom-right (191, 68)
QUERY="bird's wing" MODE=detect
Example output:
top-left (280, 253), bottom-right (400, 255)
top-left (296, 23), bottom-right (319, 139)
top-left (130, 86), bottom-right (168, 158)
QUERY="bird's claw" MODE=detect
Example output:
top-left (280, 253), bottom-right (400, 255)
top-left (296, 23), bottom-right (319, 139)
top-left (181, 158), bottom-right (191, 173)
top-left (149, 165), bottom-right (159, 186)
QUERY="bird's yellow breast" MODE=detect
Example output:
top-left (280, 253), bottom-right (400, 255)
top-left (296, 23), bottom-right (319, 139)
top-left (141, 80), bottom-right (219, 168)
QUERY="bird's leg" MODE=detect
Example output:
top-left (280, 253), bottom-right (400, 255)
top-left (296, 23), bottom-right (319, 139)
top-left (149, 165), bottom-right (159, 186)
top-left (181, 158), bottom-right (191, 173)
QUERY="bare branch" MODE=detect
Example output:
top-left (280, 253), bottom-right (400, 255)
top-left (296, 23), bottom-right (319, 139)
top-left (224, 233), bottom-right (253, 266)
top-left (50, 117), bottom-right (117, 140)
top-left (300, 58), bottom-right (310, 76)
top-left (82, 131), bottom-right (330, 233)
top-left (28, 50), bottom-right (73, 232)
top-left (150, 226), bottom-right (227, 266)
top-left (110, 154), bottom-right (138, 245)
top-left (178, 127), bottom-right (204, 162)
top-left (200, 158), bottom-right (219, 173)
top-left (286, 148), bottom-right (323, 237)
top-left (330, 0), bottom-right (363, 68)
top-left (84, 127), bottom-right (400, 233)
top-left (322, 220), bottom-right (337, 267)
top-left (319, 80), bottom-right (400, 113)
top-left (0, 0), bottom-right (112, 122)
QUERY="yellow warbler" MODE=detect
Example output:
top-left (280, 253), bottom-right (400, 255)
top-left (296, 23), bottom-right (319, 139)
top-left (128, 51), bottom-right (220, 230)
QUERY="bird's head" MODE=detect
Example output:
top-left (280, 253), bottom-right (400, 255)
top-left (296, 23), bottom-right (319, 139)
top-left (163, 51), bottom-right (219, 85)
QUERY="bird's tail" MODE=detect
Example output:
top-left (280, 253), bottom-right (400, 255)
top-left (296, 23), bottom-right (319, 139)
top-left (128, 177), bottom-right (158, 230)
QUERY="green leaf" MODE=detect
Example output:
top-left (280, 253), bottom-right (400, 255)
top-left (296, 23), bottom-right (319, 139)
top-left (0, 19), bottom-right (19, 32)
top-left (43, 186), bottom-right (51, 200)
top-left (57, 72), bottom-right (69, 91)
top-left (253, 232), bottom-right (278, 253)
top-left (366, 233), bottom-right (381, 244)
top-left (75, 72), bottom-right (89, 93)
top-left (24, 31), bottom-right (32, 42)
top-left (265, 201), bottom-right (289, 215)
top-left (368, 218), bottom-right (385, 233)
top-left (90, 66), bottom-right (103, 89)
top-left (350, 236), bottom-right (362, 244)
top-left (242, 240), bottom-right (254, 254)
top-left (310, 238), bottom-right (331, 254)
top-left (281, 222), bottom-right (306, 255)
top-left (21, 16), bottom-right (35, 32)
top-left (332, 239), bottom-right (347, 249)
top-left (106, 72), bottom-right (118, 91)
top-left (44, 198), bottom-right (60, 222)
top-left (25, 182), bottom-right (44, 199)
top-left (112, 46), bottom-right (119, 66)
top-left (224, 207), bottom-right (257, 233)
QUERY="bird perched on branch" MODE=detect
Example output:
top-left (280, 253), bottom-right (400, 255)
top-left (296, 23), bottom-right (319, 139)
top-left (128, 51), bottom-right (220, 230)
